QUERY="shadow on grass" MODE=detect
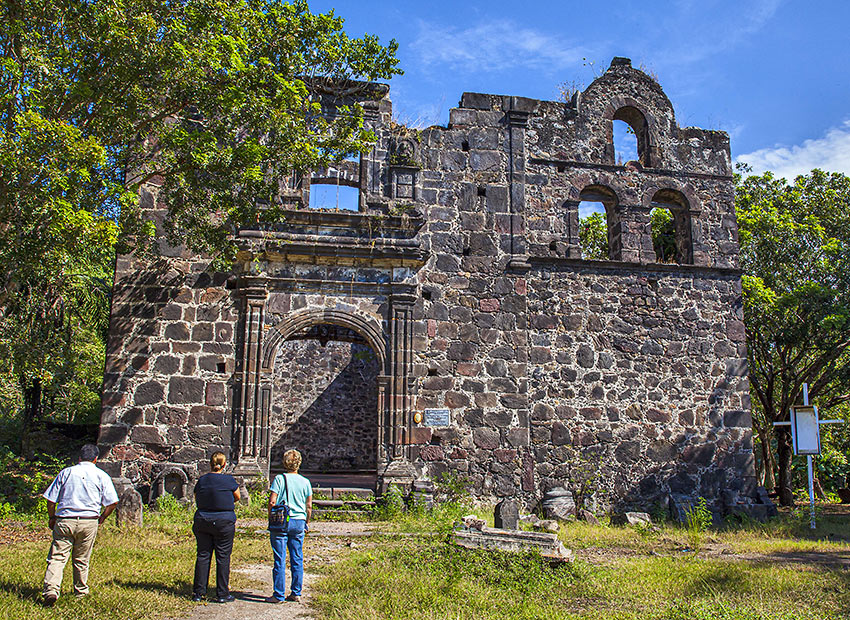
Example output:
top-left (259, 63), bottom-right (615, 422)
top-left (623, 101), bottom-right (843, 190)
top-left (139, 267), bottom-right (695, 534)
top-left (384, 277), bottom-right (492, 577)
top-left (0, 577), bottom-right (43, 603)
top-left (112, 578), bottom-right (193, 598)
top-left (758, 549), bottom-right (850, 568)
top-left (677, 558), bottom-right (850, 617)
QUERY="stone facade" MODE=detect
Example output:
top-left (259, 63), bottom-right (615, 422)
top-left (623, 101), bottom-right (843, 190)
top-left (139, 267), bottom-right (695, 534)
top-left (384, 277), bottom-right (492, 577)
top-left (98, 58), bottom-right (759, 513)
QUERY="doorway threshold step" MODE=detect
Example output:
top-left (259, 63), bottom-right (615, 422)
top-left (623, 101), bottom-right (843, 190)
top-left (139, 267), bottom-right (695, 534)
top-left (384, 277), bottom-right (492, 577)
top-left (313, 499), bottom-right (376, 508)
top-left (311, 487), bottom-right (375, 500)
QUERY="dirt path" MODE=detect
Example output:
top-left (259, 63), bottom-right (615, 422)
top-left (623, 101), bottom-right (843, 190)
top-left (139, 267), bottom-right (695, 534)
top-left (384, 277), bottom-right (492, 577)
top-left (173, 522), bottom-right (379, 620)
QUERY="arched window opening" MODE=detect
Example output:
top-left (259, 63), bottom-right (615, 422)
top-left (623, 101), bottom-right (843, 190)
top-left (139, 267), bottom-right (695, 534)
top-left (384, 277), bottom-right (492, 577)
top-left (579, 201), bottom-right (607, 260)
top-left (578, 185), bottom-right (620, 260)
top-left (307, 183), bottom-right (360, 211)
top-left (612, 106), bottom-right (651, 167)
top-left (650, 207), bottom-right (676, 263)
top-left (613, 120), bottom-right (638, 165)
top-left (650, 189), bottom-right (692, 264)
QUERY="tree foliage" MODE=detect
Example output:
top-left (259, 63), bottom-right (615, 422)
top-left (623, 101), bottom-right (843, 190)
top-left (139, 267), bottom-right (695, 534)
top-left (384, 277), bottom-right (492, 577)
top-left (579, 211), bottom-right (608, 260)
top-left (736, 167), bottom-right (850, 504)
top-left (650, 207), bottom-right (676, 263)
top-left (0, 0), bottom-right (400, 423)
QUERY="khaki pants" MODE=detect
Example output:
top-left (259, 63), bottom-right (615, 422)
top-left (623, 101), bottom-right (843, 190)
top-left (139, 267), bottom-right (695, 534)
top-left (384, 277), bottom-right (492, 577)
top-left (43, 518), bottom-right (99, 598)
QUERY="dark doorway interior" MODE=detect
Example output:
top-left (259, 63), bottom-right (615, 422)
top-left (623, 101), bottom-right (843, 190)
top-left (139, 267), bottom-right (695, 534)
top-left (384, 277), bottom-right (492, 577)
top-left (268, 328), bottom-right (380, 485)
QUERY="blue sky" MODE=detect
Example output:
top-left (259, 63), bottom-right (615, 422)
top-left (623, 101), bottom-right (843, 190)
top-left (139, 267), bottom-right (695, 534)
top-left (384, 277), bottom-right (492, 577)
top-left (310, 0), bottom-right (850, 180)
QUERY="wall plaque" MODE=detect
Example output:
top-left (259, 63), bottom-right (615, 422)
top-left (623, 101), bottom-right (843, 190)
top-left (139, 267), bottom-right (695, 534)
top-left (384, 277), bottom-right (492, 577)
top-left (423, 408), bottom-right (451, 427)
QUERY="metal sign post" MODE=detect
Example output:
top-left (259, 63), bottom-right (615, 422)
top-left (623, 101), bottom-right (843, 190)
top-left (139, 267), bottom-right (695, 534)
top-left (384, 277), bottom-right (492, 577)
top-left (774, 383), bottom-right (845, 529)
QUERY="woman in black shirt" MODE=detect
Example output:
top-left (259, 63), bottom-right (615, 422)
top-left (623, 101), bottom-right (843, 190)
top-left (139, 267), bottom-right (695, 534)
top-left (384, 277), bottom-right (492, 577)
top-left (192, 452), bottom-right (240, 603)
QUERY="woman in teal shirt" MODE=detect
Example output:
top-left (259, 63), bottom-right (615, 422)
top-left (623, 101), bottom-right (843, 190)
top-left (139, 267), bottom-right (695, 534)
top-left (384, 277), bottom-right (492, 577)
top-left (266, 449), bottom-right (312, 603)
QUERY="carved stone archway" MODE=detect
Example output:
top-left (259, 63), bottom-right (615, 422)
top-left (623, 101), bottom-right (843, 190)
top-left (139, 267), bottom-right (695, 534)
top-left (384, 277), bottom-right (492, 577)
top-left (231, 289), bottom-right (417, 492)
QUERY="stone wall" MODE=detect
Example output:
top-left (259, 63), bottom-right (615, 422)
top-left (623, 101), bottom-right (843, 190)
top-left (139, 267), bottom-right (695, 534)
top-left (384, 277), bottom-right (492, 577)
top-left (526, 266), bottom-right (751, 509)
top-left (269, 340), bottom-right (379, 473)
top-left (98, 57), bottom-right (761, 515)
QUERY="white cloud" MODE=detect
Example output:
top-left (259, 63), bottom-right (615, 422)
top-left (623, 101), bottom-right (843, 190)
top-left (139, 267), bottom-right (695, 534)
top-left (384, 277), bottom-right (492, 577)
top-left (736, 120), bottom-right (850, 179)
top-left (410, 19), bottom-right (589, 74)
top-left (653, 0), bottom-right (783, 66)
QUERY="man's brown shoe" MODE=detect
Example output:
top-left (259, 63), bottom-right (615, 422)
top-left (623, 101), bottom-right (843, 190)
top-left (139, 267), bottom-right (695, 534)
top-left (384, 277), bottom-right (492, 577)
top-left (42, 594), bottom-right (57, 607)
top-left (285, 594), bottom-right (301, 602)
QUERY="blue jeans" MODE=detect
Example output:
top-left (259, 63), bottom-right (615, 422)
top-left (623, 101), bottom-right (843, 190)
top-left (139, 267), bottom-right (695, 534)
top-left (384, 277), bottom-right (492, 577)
top-left (269, 519), bottom-right (306, 599)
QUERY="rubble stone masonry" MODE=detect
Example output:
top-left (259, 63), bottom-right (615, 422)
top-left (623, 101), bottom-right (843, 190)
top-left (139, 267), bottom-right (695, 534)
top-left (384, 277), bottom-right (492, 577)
top-left (98, 58), bottom-right (759, 515)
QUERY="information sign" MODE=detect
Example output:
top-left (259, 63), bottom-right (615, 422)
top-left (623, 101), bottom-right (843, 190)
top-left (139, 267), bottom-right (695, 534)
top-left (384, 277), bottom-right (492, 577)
top-left (423, 408), bottom-right (451, 427)
top-left (791, 405), bottom-right (820, 455)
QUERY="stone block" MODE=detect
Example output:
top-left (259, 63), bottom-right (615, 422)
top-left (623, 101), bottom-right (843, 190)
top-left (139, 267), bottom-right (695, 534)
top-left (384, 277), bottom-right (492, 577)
top-left (419, 446), bottom-right (444, 461)
top-left (205, 382), bottom-right (227, 406)
top-left (409, 427), bottom-right (433, 445)
top-left (473, 428), bottom-right (500, 450)
top-left (542, 487), bottom-right (575, 521)
top-left (164, 322), bottom-right (190, 341)
top-left (189, 406), bottom-right (224, 427)
top-left (445, 392), bottom-right (470, 408)
top-left (168, 377), bottom-right (204, 404)
top-left (116, 489), bottom-right (143, 528)
top-left (551, 422), bottom-right (571, 446)
top-left (576, 344), bottom-right (595, 368)
top-left (723, 410), bottom-right (752, 428)
top-left (610, 512), bottom-right (652, 527)
top-left (192, 322), bottom-right (214, 342)
top-left (153, 356), bottom-right (180, 374)
top-left (156, 406), bottom-right (188, 426)
top-left (494, 499), bottom-right (519, 530)
top-left (469, 151), bottom-right (504, 172)
top-left (134, 381), bottom-right (164, 406)
top-left (130, 425), bottom-right (163, 444)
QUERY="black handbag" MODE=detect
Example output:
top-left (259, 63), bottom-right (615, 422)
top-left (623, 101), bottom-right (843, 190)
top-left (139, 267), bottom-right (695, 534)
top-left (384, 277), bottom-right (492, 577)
top-left (268, 474), bottom-right (290, 532)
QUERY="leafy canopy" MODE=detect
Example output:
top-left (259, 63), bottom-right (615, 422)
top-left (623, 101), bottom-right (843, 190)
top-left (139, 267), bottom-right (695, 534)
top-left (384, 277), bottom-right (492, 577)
top-left (579, 211), bottom-right (608, 260)
top-left (0, 0), bottom-right (400, 418)
top-left (736, 167), bottom-right (850, 419)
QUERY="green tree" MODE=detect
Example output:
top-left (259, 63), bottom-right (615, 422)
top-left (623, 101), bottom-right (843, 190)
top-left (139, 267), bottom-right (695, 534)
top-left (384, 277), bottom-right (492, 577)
top-left (579, 211), bottom-right (608, 260)
top-left (0, 0), bottom-right (400, 428)
top-left (650, 207), bottom-right (676, 262)
top-left (736, 167), bottom-right (850, 506)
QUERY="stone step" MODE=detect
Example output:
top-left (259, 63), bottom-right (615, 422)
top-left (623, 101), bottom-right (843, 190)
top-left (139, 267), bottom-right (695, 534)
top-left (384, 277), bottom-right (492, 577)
top-left (313, 509), bottom-right (371, 519)
top-left (312, 487), bottom-right (375, 500)
top-left (313, 499), bottom-right (376, 508)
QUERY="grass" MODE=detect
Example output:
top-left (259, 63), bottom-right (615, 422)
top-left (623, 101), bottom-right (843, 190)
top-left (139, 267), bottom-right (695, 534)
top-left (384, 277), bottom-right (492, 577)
top-left (313, 535), bottom-right (850, 620)
top-left (0, 502), bottom-right (274, 620)
top-left (2, 495), bottom-right (849, 620)
top-left (312, 504), bottom-right (850, 620)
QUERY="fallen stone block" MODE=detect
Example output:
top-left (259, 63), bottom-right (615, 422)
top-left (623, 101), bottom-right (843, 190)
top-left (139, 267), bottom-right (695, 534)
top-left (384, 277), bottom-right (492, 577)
top-left (542, 487), bottom-right (576, 521)
top-left (460, 514), bottom-right (486, 531)
top-left (454, 526), bottom-right (573, 562)
top-left (610, 511), bottom-right (652, 527)
top-left (578, 509), bottom-right (600, 525)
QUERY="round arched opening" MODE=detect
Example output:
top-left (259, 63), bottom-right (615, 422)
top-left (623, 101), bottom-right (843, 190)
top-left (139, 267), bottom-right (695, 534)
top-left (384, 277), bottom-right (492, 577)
top-left (267, 322), bottom-right (380, 489)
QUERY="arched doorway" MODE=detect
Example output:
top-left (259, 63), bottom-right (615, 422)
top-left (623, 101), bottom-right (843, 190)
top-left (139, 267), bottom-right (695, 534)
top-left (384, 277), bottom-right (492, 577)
top-left (267, 323), bottom-right (381, 487)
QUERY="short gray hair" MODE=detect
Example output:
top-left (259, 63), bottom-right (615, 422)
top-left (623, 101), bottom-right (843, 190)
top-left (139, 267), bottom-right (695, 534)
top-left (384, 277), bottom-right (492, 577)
top-left (79, 444), bottom-right (99, 462)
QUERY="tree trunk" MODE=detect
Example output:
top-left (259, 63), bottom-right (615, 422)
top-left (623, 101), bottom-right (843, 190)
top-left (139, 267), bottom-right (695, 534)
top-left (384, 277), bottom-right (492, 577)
top-left (775, 426), bottom-right (795, 506)
top-left (813, 466), bottom-right (827, 500)
top-left (21, 377), bottom-right (42, 457)
top-left (756, 428), bottom-right (776, 491)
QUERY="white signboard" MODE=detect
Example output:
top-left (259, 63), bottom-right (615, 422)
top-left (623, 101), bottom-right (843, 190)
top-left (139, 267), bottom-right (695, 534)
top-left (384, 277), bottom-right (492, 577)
top-left (791, 405), bottom-right (820, 455)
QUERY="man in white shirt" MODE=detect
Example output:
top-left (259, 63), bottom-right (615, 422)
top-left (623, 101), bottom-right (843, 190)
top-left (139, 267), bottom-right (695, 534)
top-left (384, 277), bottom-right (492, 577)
top-left (41, 444), bottom-right (119, 607)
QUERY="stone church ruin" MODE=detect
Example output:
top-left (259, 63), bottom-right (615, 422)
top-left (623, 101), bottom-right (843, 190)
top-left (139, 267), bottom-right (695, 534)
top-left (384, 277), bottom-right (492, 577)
top-left (98, 58), bottom-right (767, 517)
